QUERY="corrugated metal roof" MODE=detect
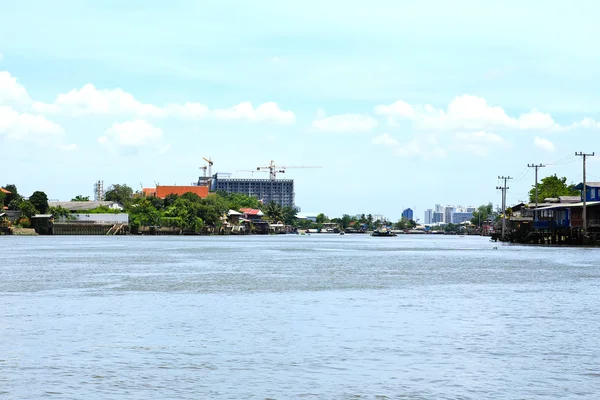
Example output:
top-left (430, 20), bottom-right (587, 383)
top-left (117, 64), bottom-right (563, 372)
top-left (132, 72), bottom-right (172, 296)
top-left (537, 201), bottom-right (600, 210)
top-left (49, 201), bottom-right (122, 211)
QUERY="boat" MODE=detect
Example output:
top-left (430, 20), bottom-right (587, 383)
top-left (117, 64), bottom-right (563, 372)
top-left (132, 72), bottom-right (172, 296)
top-left (371, 229), bottom-right (397, 237)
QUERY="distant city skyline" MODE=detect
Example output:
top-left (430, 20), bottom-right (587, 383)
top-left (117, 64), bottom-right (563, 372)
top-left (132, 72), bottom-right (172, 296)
top-left (1, 1), bottom-right (599, 220)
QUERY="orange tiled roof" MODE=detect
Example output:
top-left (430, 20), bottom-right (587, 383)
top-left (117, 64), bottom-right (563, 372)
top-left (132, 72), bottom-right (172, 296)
top-left (154, 185), bottom-right (209, 199)
top-left (0, 188), bottom-right (11, 194)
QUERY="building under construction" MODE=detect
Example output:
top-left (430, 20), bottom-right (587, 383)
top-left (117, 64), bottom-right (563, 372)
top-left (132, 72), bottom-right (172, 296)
top-left (193, 159), bottom-right (321, 208)
top-left (208, 173), bottom-right (295, 207)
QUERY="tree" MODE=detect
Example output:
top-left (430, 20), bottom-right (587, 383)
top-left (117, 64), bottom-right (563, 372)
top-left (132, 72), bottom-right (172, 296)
top-left (18, 201), bottom-right (38, 219)
top-left (0, 190), bottom-right (5, 207)
top-left (104, 184), bottom-right (134, 204)
top-left (48, 205), bottom-right (71, 219)
top-left (264, 201), bottom-right (284, 223)
top-left (282, 206), bottom-right (297, 225)
top-left (316, 213), bottom-right (328, 223)
top-left (471, 203), bottom-right (494, 226)
top-left (71, 195), bottom-right (90, 201)
top-left (340, 214), bottom-right (352, 229)
top-left (29, 191), bottom-right (49, 214)
top-left (3, 184), bottom-right (20, 208)
top-left (528, 174), bottom-right (579, 203)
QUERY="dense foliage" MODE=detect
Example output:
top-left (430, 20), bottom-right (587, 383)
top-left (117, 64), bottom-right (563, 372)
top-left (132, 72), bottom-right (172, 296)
top-left (528, 175), bottom-right (579, 203)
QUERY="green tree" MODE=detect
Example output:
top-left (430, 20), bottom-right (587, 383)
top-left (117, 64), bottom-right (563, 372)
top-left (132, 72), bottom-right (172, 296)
top-left (264, 201), bottom-right (284, 223)
top-left (3, 184), bottom-right (21, 208)
top-left (471, 203), bottom-right (494, 226)
top-left (104, 184), bottom-right (134, 204)
top-left (395, 217), bottom-right (408, 230)
top-left (71, 195), bottom-right (90, 201)
top-left (48, 205), bottom-right (71, 219)
top-left (0, 190), bottom-right (5, 207)
top-left (528, 174), bottom-right (579, 203)
top-left (282, 206), bottom-right (297, 225)
top-left (316, 213), bottom-right (329, 223)
top-left (29, 191), bottom-right (49, 214)
top-left (340, 214), bottom-right (352, 229)
top-left (19, 200), bottom-right (38, 219)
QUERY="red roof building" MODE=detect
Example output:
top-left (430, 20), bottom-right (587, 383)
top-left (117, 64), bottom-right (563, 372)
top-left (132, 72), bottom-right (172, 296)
top-left (143, 185), bottom-right (209, 199)
top-left (1, 187), bottom-right (11, 194)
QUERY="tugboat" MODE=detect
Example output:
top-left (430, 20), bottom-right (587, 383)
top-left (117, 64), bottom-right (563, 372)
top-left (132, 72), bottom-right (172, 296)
top-left (371, 228), bottom-right (397, 237)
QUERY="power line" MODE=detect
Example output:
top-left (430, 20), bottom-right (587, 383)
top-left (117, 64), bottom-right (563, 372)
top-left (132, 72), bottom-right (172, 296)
top-left (528, 164), bottom-right (546, 222)
top-left (575, 152), bottom-right (595, 238)
top-left (496, 176), bottom-right (513, 241)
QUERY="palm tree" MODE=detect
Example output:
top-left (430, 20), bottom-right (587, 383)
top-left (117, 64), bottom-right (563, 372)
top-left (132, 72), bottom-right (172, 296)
top-left (264, 201), bottom-right (284, 223)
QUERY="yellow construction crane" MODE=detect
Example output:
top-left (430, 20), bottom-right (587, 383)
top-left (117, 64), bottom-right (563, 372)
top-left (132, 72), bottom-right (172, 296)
top-left (256, 160), bottom-right (322, 180)
top-left (203, 157), bottom-right (213, 178)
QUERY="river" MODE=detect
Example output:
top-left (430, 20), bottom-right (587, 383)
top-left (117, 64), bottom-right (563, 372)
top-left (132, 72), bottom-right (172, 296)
top-left (1, 235), bottom-right (599, 399)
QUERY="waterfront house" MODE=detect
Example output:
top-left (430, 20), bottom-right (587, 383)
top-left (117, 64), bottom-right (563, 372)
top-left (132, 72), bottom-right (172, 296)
top-left (574, 182), bottom-right (600, 202)
top-left (30, 214), bottom-right (54, 235)
top-left (239, 208), bottom-right (264, 222)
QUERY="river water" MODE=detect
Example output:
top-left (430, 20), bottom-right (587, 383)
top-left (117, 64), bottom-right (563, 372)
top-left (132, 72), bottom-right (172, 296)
top-left (1, 235), bottom-right (599, 399)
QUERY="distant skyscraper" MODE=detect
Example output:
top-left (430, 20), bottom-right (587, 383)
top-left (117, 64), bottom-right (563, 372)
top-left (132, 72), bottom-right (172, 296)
top-left (402, 208), bottom-right (414, 220)
top-left (432, 212), bottom-right (444, 223)
top-left (435, 204), bottom-right (443, 213)
top-left (424, 209), bottom-right (433, 224)
top-left (444, 206), bottom-right (455, 224)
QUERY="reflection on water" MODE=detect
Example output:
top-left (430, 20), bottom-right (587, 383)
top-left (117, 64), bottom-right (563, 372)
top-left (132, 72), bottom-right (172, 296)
top-left (1, 235), bottom-right (599, 399)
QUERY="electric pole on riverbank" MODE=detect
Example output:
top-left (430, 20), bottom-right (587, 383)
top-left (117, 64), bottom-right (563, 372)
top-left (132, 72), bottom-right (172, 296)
top-left (575, 152), bottom-right (595, 238)
top-left (496, 176), bottom-right (513, 240)
top-left (527, 164), bottom-right (546, 222)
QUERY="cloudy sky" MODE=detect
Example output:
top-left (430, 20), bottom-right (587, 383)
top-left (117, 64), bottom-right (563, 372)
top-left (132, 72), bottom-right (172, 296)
top-left (2, 0), bottom-right (600, 219)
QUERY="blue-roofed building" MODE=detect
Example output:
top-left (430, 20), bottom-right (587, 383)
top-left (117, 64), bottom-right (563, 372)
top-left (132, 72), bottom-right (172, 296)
top-left (574, 182), bottom-right (600, 202)
top-left (401, 208), bottom-right (413, 220)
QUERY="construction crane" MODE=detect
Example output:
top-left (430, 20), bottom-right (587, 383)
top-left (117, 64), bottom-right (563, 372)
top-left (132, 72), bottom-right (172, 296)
top-left (236, 169), bottom-right (268, 178)
top-left (256, 160), bottom-right (322, 180)
top-left (203, 157), bottom-right (214, 178)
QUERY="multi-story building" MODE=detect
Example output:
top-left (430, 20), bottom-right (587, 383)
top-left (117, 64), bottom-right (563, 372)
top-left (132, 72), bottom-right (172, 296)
top-left (443, 206), bottom-right (455, 224)
top-left (451, 212), bottom-right (473, 224)
top-left (435, 204), bottom-right (443, 213)
top-left (432, 212), bottom-right (444, 223)
top-left (424, 209), bottom-right (433, 224)
top-left (401, 208), bottom-right (414, 220)
top-left (210, 173), bottom-right (295, 207)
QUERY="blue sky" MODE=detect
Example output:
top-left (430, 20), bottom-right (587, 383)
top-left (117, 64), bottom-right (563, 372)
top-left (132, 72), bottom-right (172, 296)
top-left (2, 0), bottom-right (600, 220)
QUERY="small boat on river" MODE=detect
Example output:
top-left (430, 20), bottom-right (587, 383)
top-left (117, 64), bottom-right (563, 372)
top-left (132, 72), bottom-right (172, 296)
top-left (371, 229), bottom-right (397, 237)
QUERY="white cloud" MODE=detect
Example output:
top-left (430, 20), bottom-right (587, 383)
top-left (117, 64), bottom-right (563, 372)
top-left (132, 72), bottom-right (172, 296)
top-left (213, 101), bottom-right (295, 124)
top-left (534, 136), bottom-right (555, 152)
top-left (375, 95), bottom-right (561, 131)
top-left (451, 131), bottom-right (508, 156)
top-left (33, 84), bottom-right (295, 124)
top-left (0, 106), bottom-right (64, 142)
top-left (0, 71), bottom-right (31, 105)
top-left (58, 143), bottom-right (77, 151)
top-left (98, 120), bottom-right (166, 152)
top-left (373, 132), bottom-right (446, 159)
top-left (312, 113), bottom-right (377, 133)
top-left (372, 133), bottom-right (398, 146)
top-left (32, 84), bottom-right (165, 117)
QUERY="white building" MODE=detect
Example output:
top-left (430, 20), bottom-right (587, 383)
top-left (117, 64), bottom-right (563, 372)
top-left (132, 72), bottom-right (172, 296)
top-left (424, 209), bottom-right (433, 224)
top-left (432, 212), bottom-right (444, 223)
top-left (451, 212), bottom-right (473, 224)
top-left (443, 206), bottom-right (455, 224)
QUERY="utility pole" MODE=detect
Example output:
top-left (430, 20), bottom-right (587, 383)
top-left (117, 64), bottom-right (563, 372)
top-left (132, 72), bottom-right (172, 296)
top-left (575, 152), bottom-right (595, 238)
top-left (527, 164), bottom-right (546, 223)
top-left (496, 176), bottom-right (513, 241)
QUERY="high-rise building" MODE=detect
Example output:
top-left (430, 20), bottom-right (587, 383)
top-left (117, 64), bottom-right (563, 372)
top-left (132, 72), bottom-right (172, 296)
top-left (424, 209), bottom-right (433, 224)
top-left (401, 208), bottom-right (414, 220)
top-left (451, 212), bottom-right (473, 224)
top-left (444, 206), bottom-right (455, 224)
top-left (435, 204), bottom-right (443, 213)
top-left (432, 212), bottom-right (444, 223)
top-left (211, 173), bottom-right (295, 207)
